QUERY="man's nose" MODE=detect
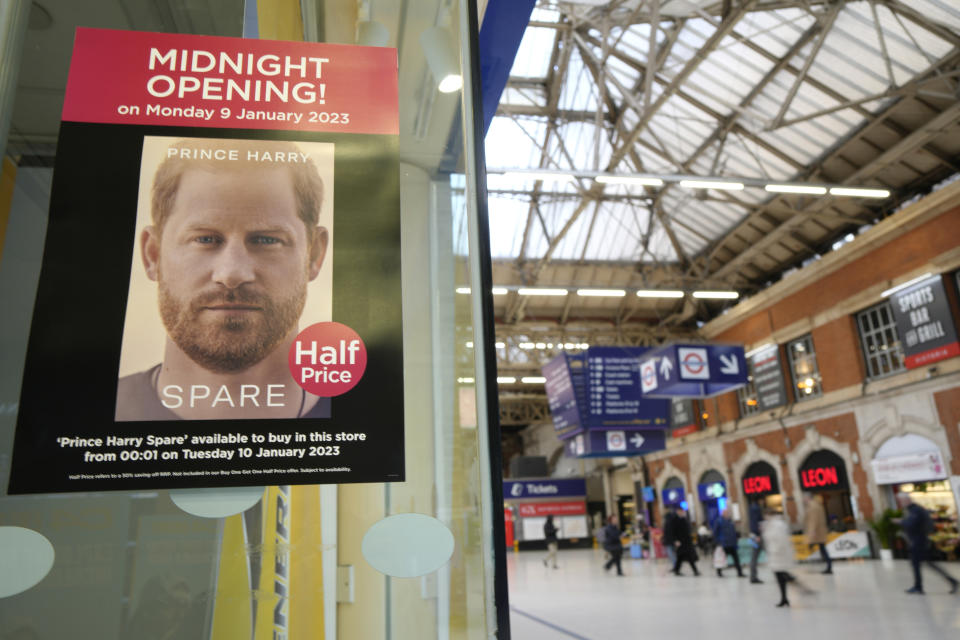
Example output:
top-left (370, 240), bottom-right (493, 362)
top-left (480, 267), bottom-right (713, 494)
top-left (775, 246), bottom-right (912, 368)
top-left (211, 240), bottom-right (256, 288)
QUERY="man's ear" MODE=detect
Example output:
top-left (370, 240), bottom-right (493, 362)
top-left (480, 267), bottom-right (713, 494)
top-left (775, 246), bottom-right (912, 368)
top-left (308, 226), bottom-right (328, 280)
top-left (141, 226), bottom-right (161, 282)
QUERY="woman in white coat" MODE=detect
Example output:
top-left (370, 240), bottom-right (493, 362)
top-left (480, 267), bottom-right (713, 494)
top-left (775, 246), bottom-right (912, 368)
top-left (761, 509), bottom-right (814, 607)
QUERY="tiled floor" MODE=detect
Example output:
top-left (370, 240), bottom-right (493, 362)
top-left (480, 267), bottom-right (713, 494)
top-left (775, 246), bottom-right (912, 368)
top-left (507, 548), bottom-right (960, 639)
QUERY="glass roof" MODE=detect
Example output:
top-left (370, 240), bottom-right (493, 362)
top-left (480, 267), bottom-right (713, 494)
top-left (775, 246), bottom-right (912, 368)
top-left (484, 0), bottom-right (960, 268)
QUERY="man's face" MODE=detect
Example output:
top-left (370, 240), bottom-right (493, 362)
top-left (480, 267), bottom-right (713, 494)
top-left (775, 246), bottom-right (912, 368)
top-left (143, 165), bottom-right (324, 373)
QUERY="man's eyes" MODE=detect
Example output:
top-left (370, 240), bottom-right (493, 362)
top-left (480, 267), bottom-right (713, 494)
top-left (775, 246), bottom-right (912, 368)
top-left (250, 235), bottom-right (283, 245)
top-left (190, 235), bottom-right (285, 246)
top-left (193, 235), bottom-right (221, 245)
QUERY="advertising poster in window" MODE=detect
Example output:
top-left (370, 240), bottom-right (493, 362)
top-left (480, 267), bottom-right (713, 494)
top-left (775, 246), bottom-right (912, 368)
top-left (8, 28), bottom-right (404, 493)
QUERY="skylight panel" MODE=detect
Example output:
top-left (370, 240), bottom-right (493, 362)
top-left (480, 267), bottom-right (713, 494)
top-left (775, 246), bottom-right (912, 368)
top-left (509, 26), bottom-right (558, 78)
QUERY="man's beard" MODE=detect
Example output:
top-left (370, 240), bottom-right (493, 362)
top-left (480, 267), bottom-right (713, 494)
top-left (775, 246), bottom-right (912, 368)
top-left (158, 277), bottom-right (306, 374)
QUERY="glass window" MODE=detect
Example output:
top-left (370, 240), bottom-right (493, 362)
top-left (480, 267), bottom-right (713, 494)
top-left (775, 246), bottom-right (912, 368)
top-left (856, 301), bottom-right (905, 379)
top-left (787, 335), bottom-right (822, 401)
top-left (737, 376), bottom-right (760, 417)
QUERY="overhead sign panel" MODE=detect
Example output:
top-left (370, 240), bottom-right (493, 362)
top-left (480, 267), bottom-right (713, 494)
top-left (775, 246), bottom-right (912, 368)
top-left (542, 354), bottom-right (586, 440)
top-left (503, 477), bottom-right (587, 499)
top-left (585, 346), bottom-right (670, 430)
top-left (640, 344), bottom-right (748, 398)
top-left (889, 275), bottom-right (960, 369)
top-left (564, 429), bottom-right (666, 459)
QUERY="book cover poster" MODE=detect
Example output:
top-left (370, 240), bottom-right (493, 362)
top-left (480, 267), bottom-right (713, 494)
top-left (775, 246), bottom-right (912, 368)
top-left (8, 28), bottom-right (404, 493)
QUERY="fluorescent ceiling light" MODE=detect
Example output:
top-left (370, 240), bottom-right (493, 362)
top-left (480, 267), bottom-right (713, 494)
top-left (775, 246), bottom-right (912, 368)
top-left (491, 287), bottom-right (508, 295)
top-left (519, 342), bottom-right (535, 349)
top-left (497, 376), bottom-right (516, 384)
top-left (636, 289), bottom-right (684, 298)
top-left (578, 343), bottom-right (589, 349)
top-left (679, 180), bottom-right (744, 191)
top-left (692, 290), bottom-right (739, 299)
top-left (455, 287), bottom-right (471, 294)
top-left (829, 187), bottom-right (890, 198)
top-left (595, 175), bottom-right (664, 186)
top-left (517, 288), bottom-right (569, 296)
top-left (495, 342), bottom-right (506, 349)
top-left (765, 184), bottom-right (827, 195)
top-left (420, 26), bottom-right (462, 94)
top-left (521, 376), bottom-right (547, 384)
top-left (503, 171), bottom-right (575, 183)
top-left (577, 288), bottom-right (626, 297)
top-left (456, 377), bottom-right (475, 384)
top-left (465, 341), bottom-right (473, 348)
top-left (881, 273), bottom-right (934, 298)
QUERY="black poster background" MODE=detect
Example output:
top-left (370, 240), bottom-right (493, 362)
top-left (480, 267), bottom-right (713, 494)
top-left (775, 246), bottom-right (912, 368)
top-left (8, 122), bottom-right (404, 494)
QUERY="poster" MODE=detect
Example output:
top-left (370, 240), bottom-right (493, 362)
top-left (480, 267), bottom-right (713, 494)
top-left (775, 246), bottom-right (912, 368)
top-left (8, 28), bottom-right (404, 493)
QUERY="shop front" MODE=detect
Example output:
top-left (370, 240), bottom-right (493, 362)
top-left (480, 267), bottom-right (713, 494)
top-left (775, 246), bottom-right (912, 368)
top-left (697, 469), bottom-right (727, 525)
top-left (503, 478), bottom-right (590, 550)
top-left (871, 434), bottom-right (959, 560)
top-left (742, 460), bottom-right (783, 513)
top-left (662, 476), bottom-right (688, 517)
top-left (798, 449), bottom-right (854, 529)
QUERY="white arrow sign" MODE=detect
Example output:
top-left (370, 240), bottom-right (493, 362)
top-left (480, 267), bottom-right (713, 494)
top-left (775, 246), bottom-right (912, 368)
top-left (630, 433), bottom-right (645, 448)
top-left (719, 353), bottom-right (739, 375)
top-left (659, 357), bottom-right (673, 380)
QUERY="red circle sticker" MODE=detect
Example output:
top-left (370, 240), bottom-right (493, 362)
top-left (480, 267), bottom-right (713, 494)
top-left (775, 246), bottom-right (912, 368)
top-left (289, 322), bottom-right (367, 397)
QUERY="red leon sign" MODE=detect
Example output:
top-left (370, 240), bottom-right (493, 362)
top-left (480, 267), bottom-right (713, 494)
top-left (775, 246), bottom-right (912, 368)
top-left (743, 475), bottom-right (773, 495)
top-left (801, 466), bottom-right (839, 489)
top-left (517, 501), bottom-right (587, 517)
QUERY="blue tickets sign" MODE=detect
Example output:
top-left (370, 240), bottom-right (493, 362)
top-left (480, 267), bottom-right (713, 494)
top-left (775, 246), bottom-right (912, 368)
top-left (585, 346), bottom-right (671, 430)
top-left (503, 477), bottom-right (587, 499)
top-left (639, 343), bottom-right (748, 398)
top-left (564, 428), bottom-right (667, 459)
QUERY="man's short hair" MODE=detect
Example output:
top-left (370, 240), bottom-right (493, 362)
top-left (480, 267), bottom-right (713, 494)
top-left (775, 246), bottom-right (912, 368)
top-left (151, 138), bottom-right (323, 241)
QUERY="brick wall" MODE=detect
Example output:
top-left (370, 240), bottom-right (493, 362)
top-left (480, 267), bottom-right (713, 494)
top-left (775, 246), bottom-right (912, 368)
top-left (934, 387), bottom-right (960, 475)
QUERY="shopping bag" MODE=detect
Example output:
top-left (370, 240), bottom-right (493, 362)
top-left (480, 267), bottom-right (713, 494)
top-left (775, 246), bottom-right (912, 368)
top-left (712, 545), bottom-right (727, 569)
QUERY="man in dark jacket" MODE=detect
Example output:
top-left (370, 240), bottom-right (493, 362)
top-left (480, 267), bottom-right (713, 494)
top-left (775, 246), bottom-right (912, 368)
top-left (667, 508), bottom-right (700, 576)
top-left (602, 515), bottom-right (624, 576)
top-left (543, 514), bottom-right (559, 569)
top-left (712, 508), bottom-right (745, 578)
top-left (897, 493), bottom-right (958, 595)
top-left (661, 508), bottom-right (677, 567)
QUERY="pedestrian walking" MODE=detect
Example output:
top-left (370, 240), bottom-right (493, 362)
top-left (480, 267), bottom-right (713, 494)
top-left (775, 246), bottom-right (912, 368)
top-left (602, 515), bottom-right (624, 576)
top-left (668, 507), bottom-right (700, 576)
top-left (803, 492), bottom-right (832, 574)
top-left (543, 514), bottom-right (559, 569)
top-left (661, 508), bottom-right (677, 568)
top-left (896, 492), bottom-right (959, 595)
top-left (748, 499), bottom-right (764, 584)
top-left (712, 508), bottom-right (745, 577)
top-left (762, 508), bottom-right (814, 607)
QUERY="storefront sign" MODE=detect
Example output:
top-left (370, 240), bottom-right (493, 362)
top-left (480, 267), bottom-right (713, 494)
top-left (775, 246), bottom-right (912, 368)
top-left (516, 501), bottom-right (587, 517)
top-left (640, 343), bottom-right (748, 398)
top-left (8, 28), bottom-right (403, 493)
top-left (889, 275), bottom-right (960, 368)
top-left (742, 461), bottom-right (780, 497)
top-left (564, 429), bottom-right (667, 459)
top-left (697, 482), bottom-right (726, 500)
top-left (798, 450), bottom-right (849, 491)
top-left (503, 478), bottom-right (587, 499)
top-left (662, 487), bottom-right (686, 506)
top-left (748, 345), bottom-right (787, 411)
top-left (872, 451), bottom-right (946, 485)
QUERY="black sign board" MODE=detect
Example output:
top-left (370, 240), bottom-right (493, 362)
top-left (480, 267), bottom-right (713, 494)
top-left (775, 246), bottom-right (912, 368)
top-left (748, 345), bottom-right (787, 411)
top-left (742, 460), bottom-right (779, 497)
top-left (890, 275), bottom-right (960, 369)
top-left (670, 398), bottom-right (696, 437)
top-left (798, 449), bottom-right (849, 492)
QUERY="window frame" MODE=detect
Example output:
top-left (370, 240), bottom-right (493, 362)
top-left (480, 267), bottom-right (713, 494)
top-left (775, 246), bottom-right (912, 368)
top-left (855, 301), bottom-right (906, 380)
top-left (786, 334), bottom-right (822, 401)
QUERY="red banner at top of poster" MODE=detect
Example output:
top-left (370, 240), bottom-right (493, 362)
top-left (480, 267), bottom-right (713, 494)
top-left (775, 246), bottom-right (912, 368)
top-left (62, 28), bottom-right (399, 135)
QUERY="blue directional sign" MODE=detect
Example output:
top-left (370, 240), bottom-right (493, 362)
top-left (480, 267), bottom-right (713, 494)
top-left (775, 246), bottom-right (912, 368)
top-left (639, 343), bottom-right (748, 398)
top-left (542, 353), bottom-right (587, 439)
top-left (662, 486), bottom-right (686, 506)
top-left (584, 346), bottom-right (671, 430)
top-left (564, 428), bottom-right (667, 459)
